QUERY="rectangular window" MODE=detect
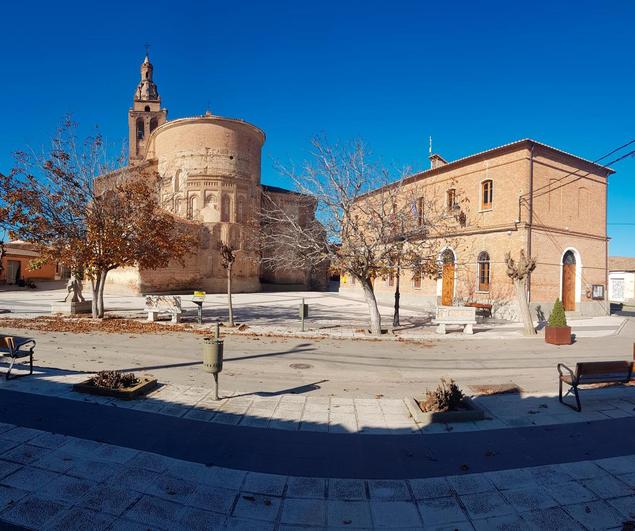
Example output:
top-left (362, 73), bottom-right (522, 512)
top-left (481, 180), bottom-right (493, 210)
top-left (388, 273), bottom-right (394, 287)
top-left (417, 197), bottom-right (424, 226)
top-left (447, 189), bottom-right (456, 211)
top-left (413, 273), bottom-right (421, 289)
top-left (478, 262), bottom-right (490, 291)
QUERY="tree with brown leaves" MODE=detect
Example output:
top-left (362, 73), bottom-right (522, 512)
top-left (0, 118), bottom-right (197, 318)
top-left (505, 249), bottom-right (537, 336)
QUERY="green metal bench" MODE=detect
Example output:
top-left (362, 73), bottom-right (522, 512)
top-left (0, 335), bottom-right (36, 380)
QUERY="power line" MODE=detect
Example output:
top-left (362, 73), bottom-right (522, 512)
top-left (530, 147), bottom-right (635, 202)
top-left (522, 139), bottom-right (635, 201)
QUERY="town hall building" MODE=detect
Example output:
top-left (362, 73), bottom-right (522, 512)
top-left (340, 140), bottom-right (612, 319)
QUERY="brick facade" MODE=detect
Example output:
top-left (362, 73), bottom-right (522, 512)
top-left (340, 140), bottom-right (611, 319)
top-left (105, 54), bottom-right (327, 295)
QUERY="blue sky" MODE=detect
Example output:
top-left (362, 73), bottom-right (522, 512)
top-left (1, 0), bottom-right (633, 255)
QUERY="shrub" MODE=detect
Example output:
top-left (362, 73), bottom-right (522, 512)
top-left (547, 298), bottom-right (568, 328)
top-left (419, 378), bottom-right (465, 412)
top-left (87, 370), bottom-right (138, 389)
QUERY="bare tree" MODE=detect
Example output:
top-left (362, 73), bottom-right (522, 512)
top-left (505, 249), bottom-right (537, 335)
top-left (259, 137), bottom-right (461, 335)
top-left (220, 242), bottom-right (236, 327)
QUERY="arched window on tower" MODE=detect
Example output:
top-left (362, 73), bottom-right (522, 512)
top-left (144, 105), bottom-right (150, 112)
top-left (136, 118), bottom-right (144, 140)
top-left (150, 117), bottom-right (158, 133)
top-left (477, 251), bottom-right (491, 292)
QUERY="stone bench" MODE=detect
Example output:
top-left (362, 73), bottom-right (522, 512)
top-left (433, 306), bottom-right (477, 335)
top-left (145, 296), bottom-right (183, 324)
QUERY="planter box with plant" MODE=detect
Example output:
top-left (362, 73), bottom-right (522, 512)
top-left (73, 370), bottom-right (158, 400)
top-left (405, 378), bottom-right (485, 424)
top-left (545, 298), bottom-right (572, 345)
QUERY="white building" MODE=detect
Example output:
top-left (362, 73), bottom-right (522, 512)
top-left (608, 257), bottom-right (635, 305)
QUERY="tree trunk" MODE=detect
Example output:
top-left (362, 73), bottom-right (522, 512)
top-left (97, 270), bottom-right (108, 318)
top-left (361, 277), bottom-right (382, 335)
top-left (514, 278), bottom-right (536, 336)
top-left (227, 265), bottom-right (234, 327)
top-left (90, 272), bottom-right (100, 319)
top-left (392, 264), bottom-right (401, 328)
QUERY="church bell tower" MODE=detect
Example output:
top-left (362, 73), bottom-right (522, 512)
top-left (128, 52), bottom-right (168, 163)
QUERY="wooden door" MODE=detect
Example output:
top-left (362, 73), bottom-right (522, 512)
top-left (562, 263), bottom-right (576, 311)
top-left (441, 262), bottom-right (454, 306)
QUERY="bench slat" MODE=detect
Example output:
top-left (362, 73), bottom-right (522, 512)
top-left (576, 361), bottom-right (633, 378)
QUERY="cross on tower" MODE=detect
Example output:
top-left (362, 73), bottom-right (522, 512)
top-left (144, 42), bottom-right (151, 57)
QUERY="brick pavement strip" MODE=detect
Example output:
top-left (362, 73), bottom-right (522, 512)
top-left (0, 422), bottom-right (634, 529)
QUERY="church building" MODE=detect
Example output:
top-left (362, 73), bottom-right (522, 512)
top-left (105, 54), bottom-right (326, 294)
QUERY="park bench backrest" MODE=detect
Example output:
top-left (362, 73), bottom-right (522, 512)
top-left (145, 295), bottom-right (182, 313)
top-left (575, 361), bottom-right (634, 384)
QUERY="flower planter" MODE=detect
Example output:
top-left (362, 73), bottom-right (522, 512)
top-left (73, 375), bottom-right (158, 400)
top-left (545, 325), bottom-right (572, 346)
top-left (405, 396), bottom-right (485, 424)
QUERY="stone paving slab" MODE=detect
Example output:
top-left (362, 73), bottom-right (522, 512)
top-left (0, 423), bottom-right (632, 529)
top-left (1, 369), bottom-right (634, 437)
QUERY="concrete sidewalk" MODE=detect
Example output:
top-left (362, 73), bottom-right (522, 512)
top-left (2, 367), bottom-right (635, 435)
top-left (0, 408), bottom-right (634, 529)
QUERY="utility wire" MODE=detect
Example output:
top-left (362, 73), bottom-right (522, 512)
top-left (529, 148), bottom-right (635, 202)
top-left (522, 139), bottom-right (635, 200)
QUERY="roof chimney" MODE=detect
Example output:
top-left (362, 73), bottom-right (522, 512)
top-left (429, 153), bottom-right (448, 169)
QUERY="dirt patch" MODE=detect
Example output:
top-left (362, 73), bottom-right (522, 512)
top-left (0, 315), bottom-right (196, 335)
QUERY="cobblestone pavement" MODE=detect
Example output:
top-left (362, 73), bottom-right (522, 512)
top-left (1, 369), bottom-right (634, 436)
top-left (0, 421), bottom-right (633, 530)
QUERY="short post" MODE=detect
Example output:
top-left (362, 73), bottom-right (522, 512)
top-left (192, 291), bottom-right (206, 325)
top-left (202, 323), bottom-right (224, 400)
top-left (299, 298), bottom-right (308, 332)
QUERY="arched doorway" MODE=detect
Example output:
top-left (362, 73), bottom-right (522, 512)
top-left (441, 249), bottom-right (455, 306)
top-left (562, 250), bottom-right (576, 311)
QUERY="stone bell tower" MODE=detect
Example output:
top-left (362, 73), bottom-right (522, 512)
top-left (128, 52), bottom-right (168, 163)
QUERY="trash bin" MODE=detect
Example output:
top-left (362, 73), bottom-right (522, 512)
top-left (202, 336), bottom-right (223, 374)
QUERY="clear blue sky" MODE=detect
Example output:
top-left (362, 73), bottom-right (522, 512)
top-left (1, 0), bottom-right (633, 255)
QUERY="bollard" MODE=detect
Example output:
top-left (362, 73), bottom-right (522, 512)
top-left (203, 326), bottom-right (224, 400)
top-left (299, 298), bottom-right (309, 332)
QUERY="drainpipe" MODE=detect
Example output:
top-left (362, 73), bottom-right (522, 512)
top-left (527, 144), bottom-right (534, 301)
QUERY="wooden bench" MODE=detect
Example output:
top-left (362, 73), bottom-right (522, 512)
top-left (144, 295), bottom-right (183, 324)
top-left (464, 302), bottom-right (493, 318)
top-left (557, 361), bottom-right (635, 411)
top-left (433, 306), bottom-right (477, 335)
top-left (0, 335), bottom-right (36, 380)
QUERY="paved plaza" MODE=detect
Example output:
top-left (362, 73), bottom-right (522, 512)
top-left (0, 412), bottom-right (634, 530)
top-left (1, 286), bottom-right (635, 529)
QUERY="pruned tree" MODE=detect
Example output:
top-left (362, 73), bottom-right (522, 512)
top-left (219, 242), bottom-right (237, 327)
top-left (0, 238), bottom-right (5, 278)
top-left (259, 136), bottom-right (462, 335)
top-left (0, 117), bottom-right (198, 318)
top-left (505, 249), bottom-right (537, 335)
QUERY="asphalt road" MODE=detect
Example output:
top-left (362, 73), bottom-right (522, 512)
top-left (1, 318), bottom-right (633, 397)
